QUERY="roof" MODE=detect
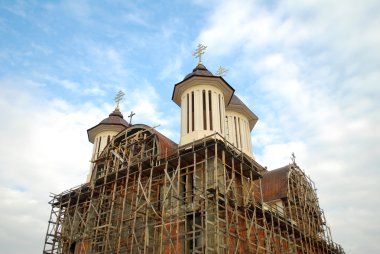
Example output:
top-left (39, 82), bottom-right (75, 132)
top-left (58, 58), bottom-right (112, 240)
top-left (87, 109), bottom-right (130, 143)
top-left (229, 94), bottom-right (246, 107)
top-left (226, 94), bottom-right (258, 129)
top-left (99, 109), bottom-right (129, 126)
top-left (98, 124), bottom-right (178, 160)
top-left (128, 124), bottom-right (178, 157)
top-left (183, 63), bottom-right (214, 80)
top-left (261, 165), bottom-right (291, 202)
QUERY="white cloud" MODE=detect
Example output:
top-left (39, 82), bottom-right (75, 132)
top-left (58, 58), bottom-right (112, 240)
top-left (0, 187), bottom-right (47, 254)
top-left (83, 85), bottom-right (106, 96)
top-left (257, 141), bottom-right (308, 169)
top-left (197, 0), bottom-right (380, 253)
top-left (63, 0), bottom-right (92, 21)
top-left (159, 52), bottom-right (185, 81)
top-left (82, 42), bottom-right (129, 82)
top-left (123, 11), bottom-right (150, 27)
top-left (125, 81), bottom-right (176, 129)
top-left (33, 74), bottom-right (107, 96)
top-left (0, 76), bottom-right (106, 253)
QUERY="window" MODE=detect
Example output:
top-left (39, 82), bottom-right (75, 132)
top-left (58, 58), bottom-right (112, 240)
top-left (96, 164), bottom-right (105, 179)
top-left (238, 118), bottom-right (242, 148)
top-left (234, 117), bottom-right (238, 147)
top-left (202, 90), bottom-right (207, 130)
top-left (208, 91), bottom-right (213, 130)
top-left (191, 92), bottom-right (195, 131)
top-left (97, 136), bottom-right (102, 155)
top-left (187, 93), bottom-right (189, 133)
top-left (218, 94), bottom-right (222, 133)
top-left (225, 116), bottom-right (229, 139)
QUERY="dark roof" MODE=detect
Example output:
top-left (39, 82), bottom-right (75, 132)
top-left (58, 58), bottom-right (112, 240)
top-left (229, 94), bottom-right (245, 106)
top-left (183, 63), bottom-right (214, 80)
top-left (87, 109), bottom-right (130, 142)
top-left (229, 94), bottom-right (257, 117)
top-left (88, 109), bottom-right (129, 131)
top-left (227, 94), bottom-right (258, 129)
top-left (99, 109), bottom-right (130, 126)
top-left (261, 165), bottom-right (291, 202)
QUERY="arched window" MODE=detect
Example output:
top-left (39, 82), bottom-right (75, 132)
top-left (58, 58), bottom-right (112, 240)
top-left (234, 117), bottom-right (238, 147)
top-left (187, 93), bottom-right (189, 133)
top-left (97, 136), bottom-right (102, 155)
top-left (225, 116), bottom-right (229, 137)
top-left (219, 94), bottom-right (222, 133)
top-left (238, 118), bottom-right (242, 148)
top-left (191, 92), bottom-right (195, 131)
top-left (202, 90), bottom-right (207, 130)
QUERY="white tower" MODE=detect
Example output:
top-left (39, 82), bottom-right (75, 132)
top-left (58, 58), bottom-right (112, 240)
top-left (172, 45), bottom-right (258, 158)
top-left (225, 95), bottom-right (258, 157)
top-left (172, 62), bottom-right (234, 146)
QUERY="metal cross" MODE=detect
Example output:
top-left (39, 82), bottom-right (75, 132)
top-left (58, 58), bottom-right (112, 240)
top-left (216, 65), bottom-right (228, 77)
top-left (193, 43), bottom-right (207, 64)
top-left (128, 111), bottom-right (135, 125)
top-left (114, 90), bottom-right (125, 110)
top-left (291, 152), bottom-right (296, 164)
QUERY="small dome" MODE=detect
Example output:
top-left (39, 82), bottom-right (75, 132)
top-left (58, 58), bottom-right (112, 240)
top-left (99, 109), bottom-right (129, 127)
top-left (87, 109), bottom-right (130, 143)
top-left (184, 63), bottom-right (214, 80)
top-left (261, 165), bottom-right (291, 202)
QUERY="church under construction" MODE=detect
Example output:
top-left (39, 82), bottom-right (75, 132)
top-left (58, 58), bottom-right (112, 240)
top-left (43, 46), bottom-right (344, 254)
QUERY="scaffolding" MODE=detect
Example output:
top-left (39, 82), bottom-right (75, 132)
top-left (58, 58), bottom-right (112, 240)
top-left (43, 128), bottom-right (344, 254)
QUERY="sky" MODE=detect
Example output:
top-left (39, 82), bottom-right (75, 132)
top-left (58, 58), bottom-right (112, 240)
top-left (0, 0), bottom-right (379, 253)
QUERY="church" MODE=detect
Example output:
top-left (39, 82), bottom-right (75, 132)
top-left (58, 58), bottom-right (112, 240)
top-left (43, 45), bottom-right (344, 254)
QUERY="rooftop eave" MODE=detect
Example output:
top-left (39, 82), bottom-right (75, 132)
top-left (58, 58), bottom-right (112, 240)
top-left (87, 123), bottom-right (128, 143)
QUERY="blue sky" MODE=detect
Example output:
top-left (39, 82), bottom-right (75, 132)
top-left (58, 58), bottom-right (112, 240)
top-left (0, 0), bottom-right (379, 253)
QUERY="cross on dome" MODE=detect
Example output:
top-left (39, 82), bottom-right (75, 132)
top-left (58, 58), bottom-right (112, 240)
top-left (193, 43), bottom-right (207, 64)
top-left (128, 111), bottom-right (135, 125)
top-left (291, 152), bottom-right (296, 164)
top-left (114, 90), bottom-right (125, 110)
top-left (216, 65), bottom-right (228, 77)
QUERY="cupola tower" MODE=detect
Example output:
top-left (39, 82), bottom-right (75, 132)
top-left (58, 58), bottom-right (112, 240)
top-left (86, 91), bottom-right (130, 181)
top-left (225, 95), bottom-right (258, 157)
top-left (172, 44), bottom-right (234, 145)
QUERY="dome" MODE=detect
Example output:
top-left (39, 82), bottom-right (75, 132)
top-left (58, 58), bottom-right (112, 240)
top-left (183, 63), bottom-right (214, 80)
top-left (87, 109), bottom-right (130, 143)
top-left (261, 165), bottom-right (291, 202)
top-left (99, 109), bottom-right (129, 126)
